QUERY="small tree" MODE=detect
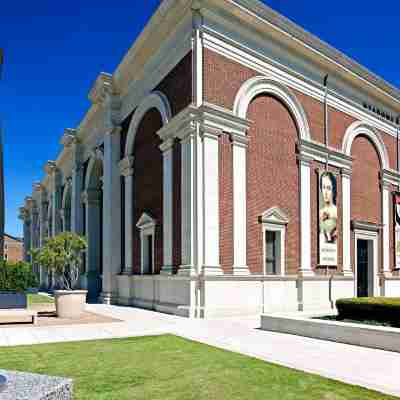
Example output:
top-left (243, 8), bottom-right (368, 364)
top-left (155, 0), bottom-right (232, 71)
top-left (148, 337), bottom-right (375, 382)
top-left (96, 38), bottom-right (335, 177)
top-left (31, 232), bottom-right (87, 290)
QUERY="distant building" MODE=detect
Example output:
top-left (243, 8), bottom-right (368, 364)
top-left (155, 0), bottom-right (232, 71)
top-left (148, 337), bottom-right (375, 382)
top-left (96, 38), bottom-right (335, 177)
top-left (3, 233), bottom-right (23, 262)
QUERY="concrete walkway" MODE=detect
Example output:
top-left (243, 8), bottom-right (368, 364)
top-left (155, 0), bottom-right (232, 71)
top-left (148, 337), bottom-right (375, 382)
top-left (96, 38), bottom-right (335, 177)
top-left (0, 304), bottom-right (399, 398)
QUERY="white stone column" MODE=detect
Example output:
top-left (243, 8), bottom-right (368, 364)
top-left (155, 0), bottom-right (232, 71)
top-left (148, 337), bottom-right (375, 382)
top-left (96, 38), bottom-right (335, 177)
top-left (382, 180), bottom-right (391, 275)
top-left (24, 219), bottom-right (31, 262)
top-left (160, 138), bottom-right (174, 275)
top-left (119, 156), bottom-right (134, 275)
top-left (341, 168), bottom-right (353, 276)
top-left (71, 146), bottom-right (84, 235)
top-left (178, 129), bottom-right (197, 275)
top-left (231, 133), bottom-right (249, 275)
top-left (101, 127), bottom-right (122, 304)
top-left (19, 208), bottom-right (31, 262)
top-left (201, 129), bottom-right (222, 275)
top-left (82, 189), bottom-right (102, 297)
top-left (298, 155), bottom-right (313, 276)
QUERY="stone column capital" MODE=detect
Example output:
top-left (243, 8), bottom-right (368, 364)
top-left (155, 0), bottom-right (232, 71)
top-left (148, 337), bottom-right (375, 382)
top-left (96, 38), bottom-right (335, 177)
top-left (159, 138), bottom-right (175, 153)
top-left (119, 156), bottom-right (134, 177)
top-left (341, 167), bottom-right (352, 178)
top-left (230, 132), bottom-right (249, 148)
top-left (81, 189), bottom-right (101, 205)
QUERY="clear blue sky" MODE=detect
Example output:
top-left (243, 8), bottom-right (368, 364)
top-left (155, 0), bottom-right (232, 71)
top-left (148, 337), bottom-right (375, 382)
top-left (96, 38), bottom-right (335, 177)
top-left (1, 1), bottom-right (399, 238)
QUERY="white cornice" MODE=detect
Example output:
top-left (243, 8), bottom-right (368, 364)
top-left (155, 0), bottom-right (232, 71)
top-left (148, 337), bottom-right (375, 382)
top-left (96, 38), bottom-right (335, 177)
top-left (207, 0), bottom-right (400, 107)
top-left (202, 28), bottom-right (400, 139)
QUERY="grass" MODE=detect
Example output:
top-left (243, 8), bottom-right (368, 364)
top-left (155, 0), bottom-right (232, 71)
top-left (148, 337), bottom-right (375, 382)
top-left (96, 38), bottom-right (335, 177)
top-left (27, 293), bottom-right (54, 307)
top-left (0, 335), bottom-right (397, 400)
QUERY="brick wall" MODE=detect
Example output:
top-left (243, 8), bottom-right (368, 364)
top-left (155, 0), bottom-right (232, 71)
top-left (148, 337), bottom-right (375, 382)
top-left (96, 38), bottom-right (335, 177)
top-left (246, 95), bottom-right (300, 274)
top-left (4, 236), bottom-right (23, 263)
top-left (350, 135), bottom-right (382, 270)
top-left (204, 47), bottom-right (398, 273)
top-left (219, 133), bottom-right (234, 272)
top-left (132, 109), bottom-right (163, 274)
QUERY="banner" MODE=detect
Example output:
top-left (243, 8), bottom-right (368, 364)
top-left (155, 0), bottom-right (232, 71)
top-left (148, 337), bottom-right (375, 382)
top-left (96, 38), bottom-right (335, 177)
top-left (394, 193), bottom-right (400, 268)
top-left (319, 171), bottom-right (338, 266)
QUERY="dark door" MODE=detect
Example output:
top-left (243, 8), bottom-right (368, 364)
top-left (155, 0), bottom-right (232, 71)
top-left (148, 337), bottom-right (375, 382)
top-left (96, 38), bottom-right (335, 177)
top-left (357, 239), bottom-right (369, 297)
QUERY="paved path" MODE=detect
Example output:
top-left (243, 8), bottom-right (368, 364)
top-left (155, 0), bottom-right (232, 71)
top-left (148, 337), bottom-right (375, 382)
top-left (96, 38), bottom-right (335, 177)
top-left (0, 304), bottom-right (399, 398)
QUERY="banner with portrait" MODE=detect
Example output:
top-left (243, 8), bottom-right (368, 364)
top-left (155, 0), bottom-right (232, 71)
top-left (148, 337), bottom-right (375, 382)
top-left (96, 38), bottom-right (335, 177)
top-left (319, 170), bottom-right (338, 266)
top-left (394, 193), bottom-right (400, 268)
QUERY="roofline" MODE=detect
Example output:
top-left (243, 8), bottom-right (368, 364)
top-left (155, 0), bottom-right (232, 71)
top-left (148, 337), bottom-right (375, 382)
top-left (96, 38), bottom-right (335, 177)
top-left (230, 0), bottom-right (400, 106)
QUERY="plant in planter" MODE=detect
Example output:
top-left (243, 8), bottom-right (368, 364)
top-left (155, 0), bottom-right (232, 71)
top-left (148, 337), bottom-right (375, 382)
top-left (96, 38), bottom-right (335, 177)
top-left (31, 232), bottom-right (87, 319)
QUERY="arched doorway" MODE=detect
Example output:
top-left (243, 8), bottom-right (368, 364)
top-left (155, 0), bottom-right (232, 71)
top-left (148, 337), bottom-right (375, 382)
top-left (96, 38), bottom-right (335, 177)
top-left (83, 155), bottom-right (104, 301)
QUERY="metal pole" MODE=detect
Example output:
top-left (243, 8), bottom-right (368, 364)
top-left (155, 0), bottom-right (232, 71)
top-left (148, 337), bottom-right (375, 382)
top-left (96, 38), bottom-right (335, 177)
top-left (0, 49), bottom-right (4, 259)
top-left (324, 74), bottom-right (329, 170)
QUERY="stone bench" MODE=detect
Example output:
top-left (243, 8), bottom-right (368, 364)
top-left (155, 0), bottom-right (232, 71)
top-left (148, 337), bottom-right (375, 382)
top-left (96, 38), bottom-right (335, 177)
top-left (0, 309), bottom-right (37, 325)
top-left (0, 370), bottom-right (73, 399)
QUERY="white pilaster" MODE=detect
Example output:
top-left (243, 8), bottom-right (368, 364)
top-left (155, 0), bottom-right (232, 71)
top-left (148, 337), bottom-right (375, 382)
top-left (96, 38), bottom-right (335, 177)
top-left (341, 168), bottom-right (353, 276)
top-left (178, 129), bottom-right (197, 275)
top-left (160, 138), bottom-right (174, 274)
top-left (298, 155), bottom-right (313, 276)
top-left (201, 129), bottom-right (222, 275)
top-left (19, 208), bottom-right (31, 262)
top-left (382, 180), bottom-right (391, 276)
top-left (101, 127), bottom-right (122, 304)
top-left (119, 156), bottom-right (134, 275)
top-left (82, 189), bottom-right (102, 297)
top-left (71, 139), bottom-right (84, 235)
top-left (231, 133), bottom-right (249, 275)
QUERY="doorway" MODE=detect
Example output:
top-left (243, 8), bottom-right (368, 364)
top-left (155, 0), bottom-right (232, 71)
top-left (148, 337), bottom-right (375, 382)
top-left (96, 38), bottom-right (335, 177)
top-left (357, 239), bottom-right (370, 297)
top-left (355, 237), bottom-right (376, 298)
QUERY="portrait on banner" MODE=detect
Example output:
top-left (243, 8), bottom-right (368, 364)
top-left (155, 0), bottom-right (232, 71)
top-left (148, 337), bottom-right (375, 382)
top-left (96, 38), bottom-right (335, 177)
top-left (319, 170), bottom-right (338, 266)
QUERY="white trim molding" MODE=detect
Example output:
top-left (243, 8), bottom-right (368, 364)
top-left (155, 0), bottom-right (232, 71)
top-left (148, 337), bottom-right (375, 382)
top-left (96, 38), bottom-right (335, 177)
top-left (233, 75), bottom-right (311, 141)
top-left (342, 121), bottom-right (389, 170)
top-left (124, 91), bottom-right (172, 157)
top-left (353, 224), bottom-right (380, 297)
top-left (119, 156), bottom-right (135, 275)
top-left (136, 212), bottom-right (157, 275)
top-left (260, 207), bottom-right (289, 276)
top-left (298, 155), bottom-right (313, 276)
top-left (341, 168), bottom-right (353, 276)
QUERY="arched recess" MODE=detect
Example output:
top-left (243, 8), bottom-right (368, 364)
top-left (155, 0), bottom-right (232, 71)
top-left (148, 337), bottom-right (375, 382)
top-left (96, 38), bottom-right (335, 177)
top-left (233, 75), bottom-right (311, 140)
top-left (227, 75), bottom-right (312, 275)
top-left (61, 180), bottom-right (72, 232)
top-left (124, 91), bottom-right (172, 157)
top-left (342, 121), bottom-right (389, 170)
top-left (121, 91), bottom-right (173, 276)
top-left (83, 153), bottom-right (104, 300)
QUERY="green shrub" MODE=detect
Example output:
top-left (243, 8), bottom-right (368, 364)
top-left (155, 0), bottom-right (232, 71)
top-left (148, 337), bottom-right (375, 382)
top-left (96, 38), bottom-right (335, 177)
top-left (336, 297), bottom-right (400, 327)
top-left (0, 260), bottom-right (39, 292)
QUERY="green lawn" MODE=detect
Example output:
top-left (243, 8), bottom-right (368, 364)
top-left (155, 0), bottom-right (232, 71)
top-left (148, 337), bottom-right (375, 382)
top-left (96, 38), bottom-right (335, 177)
top-left (0, 335), bottom-right (396, 400)
top-left (27, 293), bottom-right (54, 306)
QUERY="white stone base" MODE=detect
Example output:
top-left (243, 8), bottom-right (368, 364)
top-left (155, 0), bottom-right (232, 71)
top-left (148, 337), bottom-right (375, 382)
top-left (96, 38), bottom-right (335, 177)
top-left (381, 276), bottom-right (400, 297)
top-left (115, 273), bottom-right (357, 318)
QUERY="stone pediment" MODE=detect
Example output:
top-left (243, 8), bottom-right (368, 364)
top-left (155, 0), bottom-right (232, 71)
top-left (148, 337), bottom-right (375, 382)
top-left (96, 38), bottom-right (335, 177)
top-left (136, 212), bottom-right (156, 229)
top-left (259, 207), bottom-right (289, 225)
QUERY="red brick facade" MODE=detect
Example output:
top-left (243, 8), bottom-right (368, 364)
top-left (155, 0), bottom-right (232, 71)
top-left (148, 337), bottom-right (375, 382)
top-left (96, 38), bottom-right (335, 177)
top-left (132, 109), bottom-right (164, 274)
top-left (4, 234), bottom-right (23, 263)
top-left (246, 95), bottom-right (300, 274)
top-left (204, 47), bottom-right (399, 274)
top-left (130, 52), bottom-right (192, 273)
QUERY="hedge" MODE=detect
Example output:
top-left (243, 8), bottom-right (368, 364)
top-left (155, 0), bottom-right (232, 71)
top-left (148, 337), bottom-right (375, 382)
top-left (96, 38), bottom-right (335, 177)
top-left (336, 297), bottom-right (400, 327)
top-left (0, 260), bottom-right (38, 292)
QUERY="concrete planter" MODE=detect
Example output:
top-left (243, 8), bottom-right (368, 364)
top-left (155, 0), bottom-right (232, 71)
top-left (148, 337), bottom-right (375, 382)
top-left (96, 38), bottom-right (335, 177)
top-left (54, 290), bottom-right (87, 319)
top-left (0, 292), bottom-right (27, 309)
top-left (261, 312), bottom-right (400, 353)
